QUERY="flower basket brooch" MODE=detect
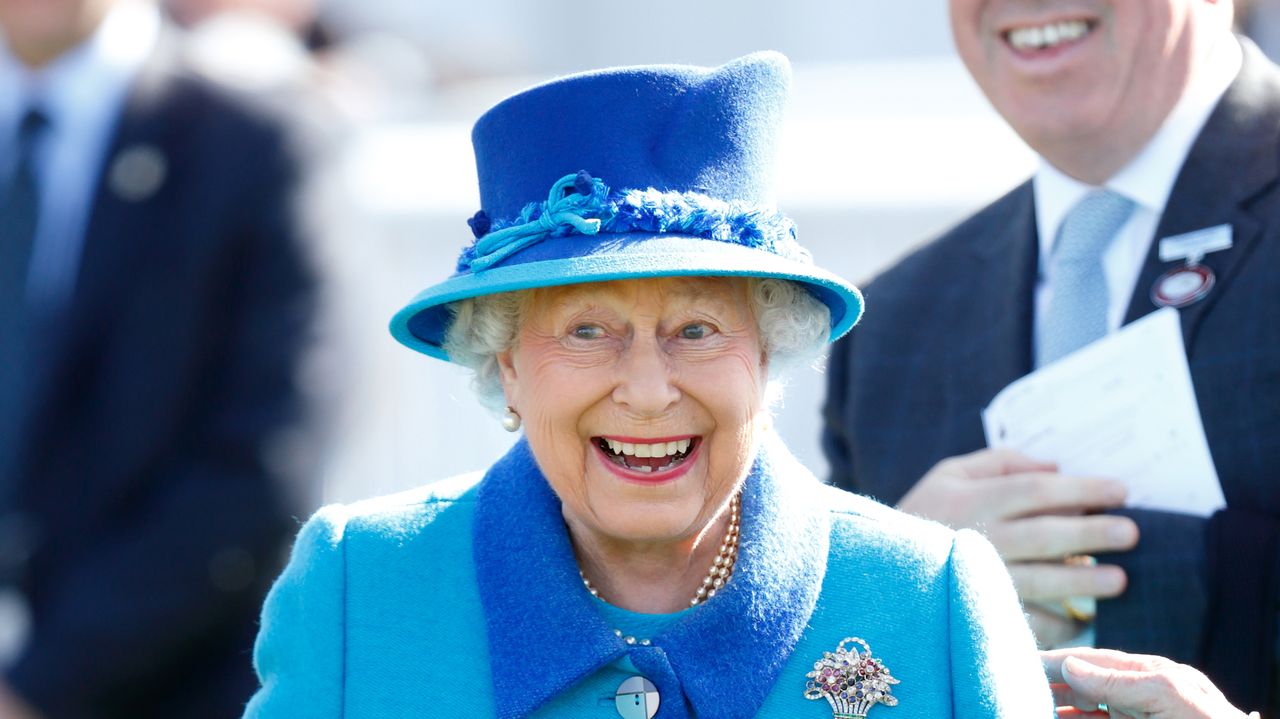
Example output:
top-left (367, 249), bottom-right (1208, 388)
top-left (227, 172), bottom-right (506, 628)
top-left (804, 637), bottom-right (900, 718)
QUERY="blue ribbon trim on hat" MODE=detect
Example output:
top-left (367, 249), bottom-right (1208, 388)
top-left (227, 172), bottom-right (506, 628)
top-left (458, 171), bottom-right (810, 272)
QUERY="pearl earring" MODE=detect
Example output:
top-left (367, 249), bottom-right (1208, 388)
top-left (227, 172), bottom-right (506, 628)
top-left (501, 407), bottom-right (521, 432)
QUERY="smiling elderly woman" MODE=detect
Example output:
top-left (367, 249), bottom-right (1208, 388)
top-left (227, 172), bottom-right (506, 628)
top-left (243, 53), bottom-right (1053, 719)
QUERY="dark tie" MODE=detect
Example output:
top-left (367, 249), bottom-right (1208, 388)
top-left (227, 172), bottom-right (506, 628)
top-left (0, 108), bottom-right (50, 486)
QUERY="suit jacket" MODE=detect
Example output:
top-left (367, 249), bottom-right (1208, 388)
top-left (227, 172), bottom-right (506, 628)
top-left (823, 38), bottom-right (1280, 711)
top-left (1, 33), bottom-right (316, 719)
top-left (244, 435), bottom-right (1052, 718)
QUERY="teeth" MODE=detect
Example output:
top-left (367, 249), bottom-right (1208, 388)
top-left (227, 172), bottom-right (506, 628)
top-left (606, 439), bottom-right (694, 457)
top-left (1015, 25), bottom-right (1044, 48)
top-left (1062, 21), bottom-right (1088, 40)
top-left (1007, 20), bottom-right (1088, 50)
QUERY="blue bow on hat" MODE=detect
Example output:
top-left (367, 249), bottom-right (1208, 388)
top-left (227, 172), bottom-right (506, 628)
top-left (390, 51), bottom-right (863, 361)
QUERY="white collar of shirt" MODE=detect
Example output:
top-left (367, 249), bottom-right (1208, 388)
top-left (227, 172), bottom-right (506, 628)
top-left (1031, 32), bottom-right (1242, 333)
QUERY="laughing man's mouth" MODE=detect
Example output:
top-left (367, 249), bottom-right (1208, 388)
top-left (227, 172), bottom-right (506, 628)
top-left (595, 437), bottom-right (698, 473)
top-left (1003, 19), bottom-right (1094, 51)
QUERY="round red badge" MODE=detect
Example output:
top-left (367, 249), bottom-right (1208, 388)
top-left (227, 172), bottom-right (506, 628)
top-left (1151, 264), bottom-right (1215, 308)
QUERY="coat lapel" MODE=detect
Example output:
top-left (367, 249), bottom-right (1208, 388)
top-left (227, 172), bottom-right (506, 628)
top-left (64, 33), bottom-right (178, 337)
top-left (471, 439), bottom-right (624, 719)
top-left (1122, 39), bottom-right (1280, 351)
top-left (957, 182), bottom-right (1039, 416)
top-left (658, 433), bottom-right (830, 719)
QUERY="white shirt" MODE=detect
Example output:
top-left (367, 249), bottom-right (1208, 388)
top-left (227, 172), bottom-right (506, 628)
top-left (0, 0), bottom-right (160, 311)
top-left (1032, 33), bottom-right (1243, 338)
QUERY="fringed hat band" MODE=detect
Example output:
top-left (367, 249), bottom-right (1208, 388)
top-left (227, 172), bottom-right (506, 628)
top-left (457, 171), bottom-right (810, 273)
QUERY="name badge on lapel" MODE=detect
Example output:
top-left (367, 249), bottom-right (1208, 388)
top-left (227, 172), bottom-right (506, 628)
top-left (1151, 224), bottom-right (1232, 308)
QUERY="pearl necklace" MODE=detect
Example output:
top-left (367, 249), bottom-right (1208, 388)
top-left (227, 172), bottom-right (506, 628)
top-left (578, 493), bottom-right (741, 616)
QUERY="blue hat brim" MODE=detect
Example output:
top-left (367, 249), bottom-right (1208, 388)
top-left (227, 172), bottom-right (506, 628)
top-left (390, 233), bottom-right (864, 361)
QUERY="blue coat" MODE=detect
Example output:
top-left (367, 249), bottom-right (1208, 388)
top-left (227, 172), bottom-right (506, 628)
top-left (245, 434), bottom-right (1052, 718)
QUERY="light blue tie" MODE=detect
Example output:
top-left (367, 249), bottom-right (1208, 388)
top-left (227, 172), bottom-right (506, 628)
top-left (1036, 189), bottom-right (1136, 367)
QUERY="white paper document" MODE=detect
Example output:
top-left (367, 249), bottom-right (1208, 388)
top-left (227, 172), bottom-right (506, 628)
top-left (982, 308), bottom-right (1225, 517)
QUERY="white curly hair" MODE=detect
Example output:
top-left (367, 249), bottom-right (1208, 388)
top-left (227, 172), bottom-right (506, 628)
top-left (443, 277), bottom-right (831, 413)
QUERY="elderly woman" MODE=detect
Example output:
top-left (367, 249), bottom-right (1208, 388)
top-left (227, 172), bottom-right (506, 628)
top-left (243, 52), bottom-right (1052, 718)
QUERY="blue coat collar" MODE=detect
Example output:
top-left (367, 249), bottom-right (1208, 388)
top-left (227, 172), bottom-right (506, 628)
top-left (472, 434), bottom-right (831, 719)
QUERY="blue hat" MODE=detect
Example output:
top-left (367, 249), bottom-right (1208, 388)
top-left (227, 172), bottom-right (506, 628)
top-left (390, 51), bottom-right (863, 361)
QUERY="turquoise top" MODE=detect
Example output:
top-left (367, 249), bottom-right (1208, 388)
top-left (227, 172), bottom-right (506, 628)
top-left (595, 602), bottom-right (689, 641)
top-left (244, 435), bottom-right (1054, 718)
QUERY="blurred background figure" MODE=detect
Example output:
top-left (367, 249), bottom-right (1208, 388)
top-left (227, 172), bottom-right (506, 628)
top-left (163, 0), bottom-right (432, 122)
top-left (0, 0), bottom-right (317, 715)
top-left (165, 0), bottom-right (323, 94)
top-left (166, 0), bottom-right (316, 33)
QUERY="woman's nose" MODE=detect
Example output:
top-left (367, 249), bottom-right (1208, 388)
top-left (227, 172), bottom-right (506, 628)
top-left (611, 338), bottom-right (680, 415)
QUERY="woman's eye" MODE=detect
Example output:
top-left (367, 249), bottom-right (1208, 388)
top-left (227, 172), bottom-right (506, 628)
top-left (679, 323), bottom-right (710, 340)
top-left (571, 324), bottom-right (605, 340)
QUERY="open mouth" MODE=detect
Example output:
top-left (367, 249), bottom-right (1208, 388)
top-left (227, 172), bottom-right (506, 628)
top-left (594, 436), bottom-right (699, 474)
top-left (1002, 18), bottom-right (1095, 52)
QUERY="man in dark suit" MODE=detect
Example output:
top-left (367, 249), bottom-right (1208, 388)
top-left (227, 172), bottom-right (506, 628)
top-left (0, 0), bottom-right (315, 716)
top-left (824, 0), bottom-right (1280, 711)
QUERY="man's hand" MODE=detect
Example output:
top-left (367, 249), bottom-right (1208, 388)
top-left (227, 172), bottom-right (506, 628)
top-left (898, 449), bottom-right (1139, 646)
top-left (1042, 648), bottom-right (1255, 718)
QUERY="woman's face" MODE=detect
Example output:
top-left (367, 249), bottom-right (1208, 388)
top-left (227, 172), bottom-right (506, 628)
top-left (497, 276), bottom-right (767, 546)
